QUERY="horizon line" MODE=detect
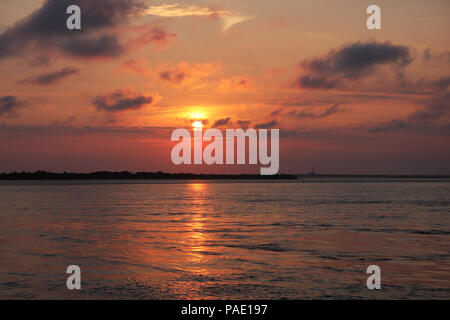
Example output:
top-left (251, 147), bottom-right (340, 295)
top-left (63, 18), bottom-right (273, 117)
top-left (1, 171), bottom-right (449, 178)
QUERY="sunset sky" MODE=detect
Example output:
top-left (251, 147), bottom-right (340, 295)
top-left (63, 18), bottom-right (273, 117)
top-left (0, 0), bottom-right (449, 174)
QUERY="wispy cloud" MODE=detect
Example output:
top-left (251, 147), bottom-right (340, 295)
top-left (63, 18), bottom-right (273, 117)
top-left (369, 91), bottom-right (450, 135)
top-left (120, 59), bottom-right (150, 75)
top-left (216, 76), bottom-right (255, 94)
top-left (255, 120), bottom-right (278, 129)
top-left (142, 4), bottom-right (229, 17)
top-left (0, 95), bottom-right (26, 117)
top-left (158, 61), bottom-right (221, 87)
top-left (142, 4), bottom-right (254, 31)
top-left (19, 67), bottom-right (79, 86)
top-left (220, 14), bottom-right (255, 31)
top-left (296, 104), bottom-right (348, 120)
top-left (92, 89), bottom-right (158, 112)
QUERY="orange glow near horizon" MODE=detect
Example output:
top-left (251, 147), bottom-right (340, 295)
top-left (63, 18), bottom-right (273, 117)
top-left (0, 1), bottom-right (449, 174)
top-left (190, 113), bottom-right (206, 119)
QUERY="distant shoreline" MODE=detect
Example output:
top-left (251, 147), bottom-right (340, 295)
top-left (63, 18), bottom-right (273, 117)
top-left (296, 174), bottom-right (450, 179)
top-left (0, 171), bottom-right (449, 180)
top-left (0, 171), bottom-right (297, 180)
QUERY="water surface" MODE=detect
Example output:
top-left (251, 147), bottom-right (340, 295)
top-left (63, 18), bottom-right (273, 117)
top-left (0, 180), bottom-right (449, 299)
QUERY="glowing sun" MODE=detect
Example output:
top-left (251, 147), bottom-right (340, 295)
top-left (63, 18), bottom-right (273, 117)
top-left (192, 121), bottom-right (203, 130)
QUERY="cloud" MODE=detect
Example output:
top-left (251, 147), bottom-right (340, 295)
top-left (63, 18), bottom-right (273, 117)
top-left (209, 117), bottom-right (258, 129)
top-left (295, 75), bottom-right (337, 90)
top-left (236, 120), bottom-right (251, 129)
top-left (255, 120), bottom-right (278, 129)
top-left (62, 34), bottom-right (125, 58)
top-left (160, 69), bottom-right (187, 85)
top-left (390, 72), bottom-right (450, 95)
top-left (293, 41), bottom-right (412, 89)
top-left (0, 124), bottom-right (175, 138)
top-left (19, 67), bottom-right (79, 85)
top-left (125, 25), bottom-right (175, 51)
top-left (0, 96), bottom-right (25, 116)
top-left (142, 4), bottom-right (254, 31)
top-left (431, 77), bottom-right (450, 91)
top-left (408, 92), bottom-right (450, 123)
top-left (207, 117), bottom-right (257, 129)
top-left (369, 119), bottom-right (408, 133)
top-left (270, 109), bottom-right (281, 117)
top-left (220, 14), bottom-right (255, 31)
top-left (51, 115), bottom-right (77, 126)
top-left (120, 59), bottom-right (150, 75)
top-left (158, 62), bottom-right (220, 87)
top-left (297, 104), bottom-right (346, 119)
top-left (142, 4), bottom-right (229, 17)
top-left (423, 48), bottom-right (450, 63)
top-left (367, 62), bottom-right (449, 135)
top-left (92, 89), bottom-right (157, 112)
top-left (216, 76), bottom-right (254, 94)
top-left (369, 92), bottom-right (450, 135)
top-left (0, 0), bottom-right (171, 61)
top-left (212, 117), bottom-right (232, 127)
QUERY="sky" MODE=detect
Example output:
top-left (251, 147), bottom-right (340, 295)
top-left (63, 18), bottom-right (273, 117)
top-left (0, 0), bottom-right (449, 174)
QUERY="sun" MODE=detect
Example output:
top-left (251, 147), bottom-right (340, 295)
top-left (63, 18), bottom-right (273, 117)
top-left (192, 120), bottom-right (203, 130)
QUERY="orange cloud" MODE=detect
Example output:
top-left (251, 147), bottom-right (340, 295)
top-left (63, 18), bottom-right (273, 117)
top-left (120, 59), bottom-right (150, 75)
top-left (125, 25), bottom-right (176, 52)
top-left (141, 4), bottom-right (255, 31)
top-left (158, 62), bottom-right (221, 88)
top-left (142, 4), bottom-right (229, 17)
top-left (216, 76), bottom-right (256, 94)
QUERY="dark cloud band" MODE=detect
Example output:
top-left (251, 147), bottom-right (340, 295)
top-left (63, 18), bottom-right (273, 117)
top-left (294, 41), bottom-right (412, 89)
top-left (19, 67), bottom-right (79, 85)
top-left (0, 96), bottom-right (24, 116)
top-left (92, 90), bottom-right (155, 112)
top-left (0, 0), bottom-right (170, 60)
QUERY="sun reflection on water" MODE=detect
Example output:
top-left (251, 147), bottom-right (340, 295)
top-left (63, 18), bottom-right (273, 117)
top-left (185, 183), bottom-right (209, 266)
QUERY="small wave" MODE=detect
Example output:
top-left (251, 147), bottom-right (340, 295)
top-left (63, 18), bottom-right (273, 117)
top-left (196, 251), bottom-right (222, 256)
top-left (226, 242), bottom-right (289, 252)
top-left (1, 281), bottom-right (29, 289)
top-left (351, 227), bottom-right (450, 236)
